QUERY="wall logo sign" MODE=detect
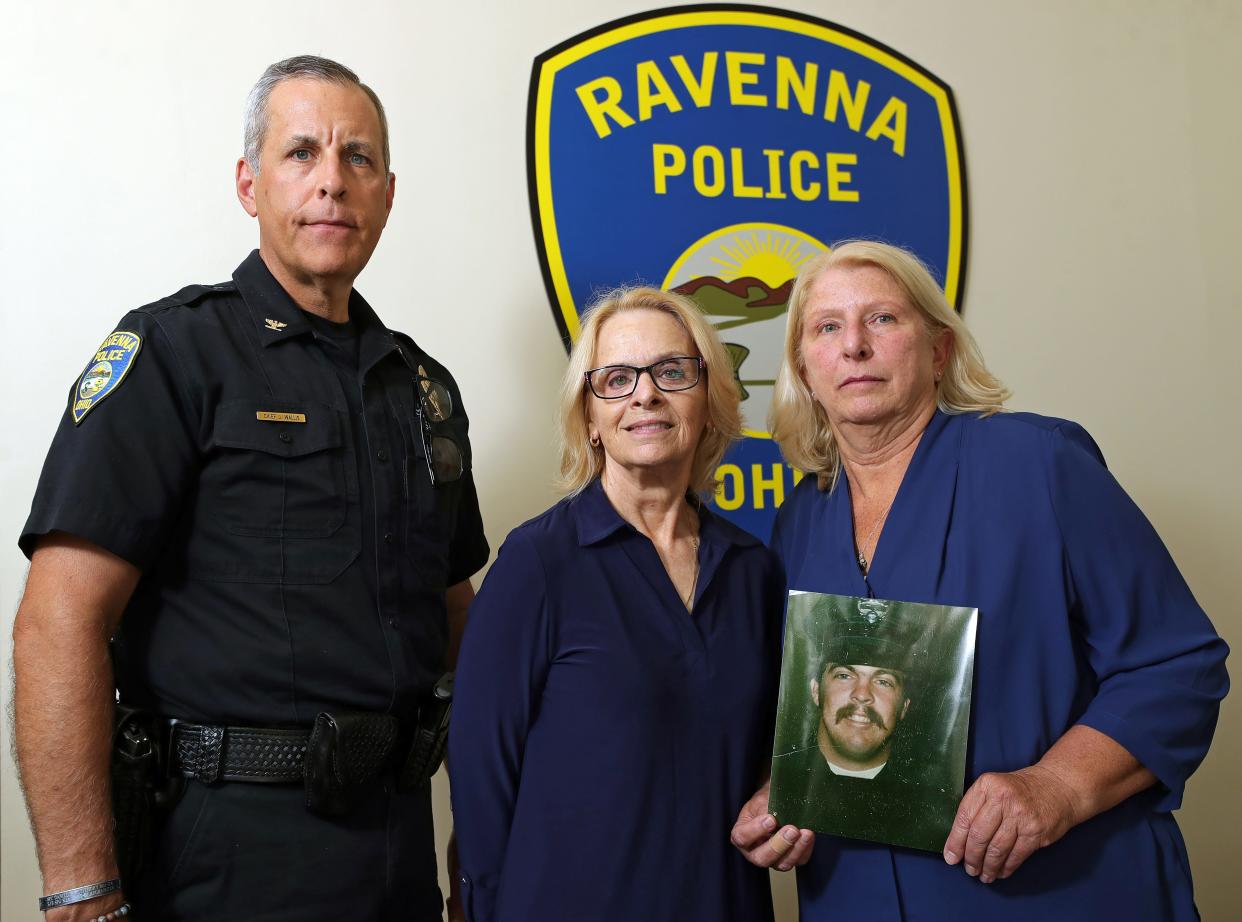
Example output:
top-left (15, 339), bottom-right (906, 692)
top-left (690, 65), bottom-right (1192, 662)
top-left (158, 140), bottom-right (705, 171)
top-left (529, 4), bottom-right (967, 539)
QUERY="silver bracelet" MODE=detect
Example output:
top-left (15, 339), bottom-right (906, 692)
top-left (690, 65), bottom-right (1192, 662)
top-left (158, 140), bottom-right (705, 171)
top-left (89, 901), bottom-right (131, 922)
top-left (38, 878), bottom-right (122, 910)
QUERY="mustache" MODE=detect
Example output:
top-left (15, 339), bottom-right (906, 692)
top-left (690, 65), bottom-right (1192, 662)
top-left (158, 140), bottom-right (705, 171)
top-left (834, 705), bottom-right (887, 730)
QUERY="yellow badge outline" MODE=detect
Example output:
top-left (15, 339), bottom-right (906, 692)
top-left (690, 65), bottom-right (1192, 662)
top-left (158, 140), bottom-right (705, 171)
top-left (71, 330), bottom-right (143, 425)
top-left (530, 7), bottom-right (967, 343)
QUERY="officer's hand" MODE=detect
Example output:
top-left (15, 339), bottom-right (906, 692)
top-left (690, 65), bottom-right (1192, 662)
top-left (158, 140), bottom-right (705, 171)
top-left (943, 764), bottom-right (1079, 884)
top-left (730, 780), bottom-right (814, 872)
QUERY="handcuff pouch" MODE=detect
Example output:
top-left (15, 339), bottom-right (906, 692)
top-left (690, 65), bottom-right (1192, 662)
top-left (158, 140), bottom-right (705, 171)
top-left (304, 711), bottom-right (399, 817)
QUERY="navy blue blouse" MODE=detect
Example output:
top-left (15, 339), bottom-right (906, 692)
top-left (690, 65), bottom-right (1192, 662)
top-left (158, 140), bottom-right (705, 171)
top-left (773, 410), bottom-right (1229, 921)
top-left (450, 479), bottom-right (784, 922)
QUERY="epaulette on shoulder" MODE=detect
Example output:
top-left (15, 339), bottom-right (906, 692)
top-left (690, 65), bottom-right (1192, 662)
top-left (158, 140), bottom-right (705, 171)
top-left (393, 330), bottom-right (449, 378)
top-left (137, 281), bottom-right (235, 316)
top-left (391, 329), bottom-right (421, 354)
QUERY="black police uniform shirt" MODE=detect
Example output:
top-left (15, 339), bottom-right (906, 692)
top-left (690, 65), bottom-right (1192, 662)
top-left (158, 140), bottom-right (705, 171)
top-left (20, 251), bottom-right (489, 728)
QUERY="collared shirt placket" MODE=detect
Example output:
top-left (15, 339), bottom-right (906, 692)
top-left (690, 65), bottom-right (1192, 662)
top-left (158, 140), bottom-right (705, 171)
top-left (356, 336), bottom-right (412, 711)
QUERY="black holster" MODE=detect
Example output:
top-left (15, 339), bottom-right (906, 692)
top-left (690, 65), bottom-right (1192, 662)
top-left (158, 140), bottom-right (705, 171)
top-left (110, 706), bottom-right (161, 890)
top-left (303, 711), bottom-right (399, 817)
top-left (399, 672), bottom-right (454, 791)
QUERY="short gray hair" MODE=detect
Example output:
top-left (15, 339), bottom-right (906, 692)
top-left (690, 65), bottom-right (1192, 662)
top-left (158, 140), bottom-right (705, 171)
top-left (243, 55), bottom-right (391, 174)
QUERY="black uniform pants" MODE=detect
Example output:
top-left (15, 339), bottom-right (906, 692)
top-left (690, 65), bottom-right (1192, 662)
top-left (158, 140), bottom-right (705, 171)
top-left (134, 775), bottom-right (442, 921)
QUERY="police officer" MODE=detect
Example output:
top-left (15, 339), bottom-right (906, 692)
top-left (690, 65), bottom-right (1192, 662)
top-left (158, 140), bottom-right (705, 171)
top-left (12, 56), bottom-right (488, 922)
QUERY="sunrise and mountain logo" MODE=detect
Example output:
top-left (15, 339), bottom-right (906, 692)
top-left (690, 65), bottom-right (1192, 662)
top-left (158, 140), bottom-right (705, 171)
top-left (664, 222), bottom-right (826, 434)
top-left (528, 6), bottom-right (966, 539)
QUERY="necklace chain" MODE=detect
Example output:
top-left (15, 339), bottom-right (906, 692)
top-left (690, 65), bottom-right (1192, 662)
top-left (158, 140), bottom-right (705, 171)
top-left (856, 495), bottom-right (896, 574)
top-left (684, 536), bottom-right (701, 610)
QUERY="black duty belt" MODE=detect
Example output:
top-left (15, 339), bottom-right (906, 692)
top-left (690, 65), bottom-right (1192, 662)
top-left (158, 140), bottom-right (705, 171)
top-left (168, 721), bottom-right (313, 784)
top-left (162, 677), bottom-right (453, 818)
top-left (168, 712), bottom-right (401, 817)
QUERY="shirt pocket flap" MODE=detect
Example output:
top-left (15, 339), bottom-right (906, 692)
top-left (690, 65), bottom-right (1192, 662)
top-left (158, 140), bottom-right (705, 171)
top-left (213, 399), bottom-right (341, 457)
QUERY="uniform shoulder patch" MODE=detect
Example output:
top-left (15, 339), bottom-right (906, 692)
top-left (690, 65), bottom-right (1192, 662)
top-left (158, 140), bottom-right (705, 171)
top-left (71, 330), bottom-right (143, 424)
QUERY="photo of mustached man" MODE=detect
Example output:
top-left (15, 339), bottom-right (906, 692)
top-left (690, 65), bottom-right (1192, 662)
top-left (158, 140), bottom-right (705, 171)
top-left (770, 594), bottom-right (976, 853)
top-left (816, 660), bottom-right (909, 776)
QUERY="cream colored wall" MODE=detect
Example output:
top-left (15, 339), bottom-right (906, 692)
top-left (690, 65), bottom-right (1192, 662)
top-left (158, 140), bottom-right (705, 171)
top-left (3, 1), bottom-right (1238, 919)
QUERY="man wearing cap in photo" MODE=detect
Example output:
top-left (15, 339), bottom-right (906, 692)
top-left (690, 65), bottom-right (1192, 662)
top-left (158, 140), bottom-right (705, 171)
top-left (774, 598), bottom-right (957, 852)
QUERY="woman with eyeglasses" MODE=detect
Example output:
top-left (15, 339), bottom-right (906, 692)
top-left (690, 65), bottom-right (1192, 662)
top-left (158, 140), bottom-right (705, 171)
top-left (449, 287), bottom-right (788, 922)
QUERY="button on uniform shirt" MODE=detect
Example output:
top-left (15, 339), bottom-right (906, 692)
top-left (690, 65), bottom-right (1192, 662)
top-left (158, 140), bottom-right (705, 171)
top-left (772, 410), bottom-right (1228, 921)
top-left (20, 250), bottom-right (489, 729)
top-left (449, 480), bottom-right (784, 922)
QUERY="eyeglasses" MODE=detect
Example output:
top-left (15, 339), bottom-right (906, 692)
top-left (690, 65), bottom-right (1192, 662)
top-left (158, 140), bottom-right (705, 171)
top-left (585, 356), bottom-right (705, 400)
top-left (413, 376), bottom-right (464, 486)
top-left (396, 346), bottom-right (464, 487)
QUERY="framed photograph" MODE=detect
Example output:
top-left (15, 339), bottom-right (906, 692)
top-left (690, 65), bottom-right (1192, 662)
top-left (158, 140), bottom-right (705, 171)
top-left (769, 591), bottom-right (978, 852)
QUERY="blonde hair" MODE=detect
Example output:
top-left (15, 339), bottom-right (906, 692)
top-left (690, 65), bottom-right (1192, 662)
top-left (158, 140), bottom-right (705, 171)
top-left (770, 241), bottom-right (1010, 490)
top-left (556, 286), bottom-right (742, 496)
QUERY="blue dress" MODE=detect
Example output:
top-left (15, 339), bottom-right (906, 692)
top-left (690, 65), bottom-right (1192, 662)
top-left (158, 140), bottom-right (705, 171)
top-left (450, 479), bottom-right (784, 922)
top-left (772, 410), bottom-right (1229, 920)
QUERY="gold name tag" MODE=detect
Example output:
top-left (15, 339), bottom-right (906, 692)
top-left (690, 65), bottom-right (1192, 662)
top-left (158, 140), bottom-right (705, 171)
top-left (256, 411), bottom-right (307, 423)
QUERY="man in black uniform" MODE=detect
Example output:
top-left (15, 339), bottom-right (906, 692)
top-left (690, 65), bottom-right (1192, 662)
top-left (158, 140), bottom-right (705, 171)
top-left (12, 55), bottom-right (488, 921)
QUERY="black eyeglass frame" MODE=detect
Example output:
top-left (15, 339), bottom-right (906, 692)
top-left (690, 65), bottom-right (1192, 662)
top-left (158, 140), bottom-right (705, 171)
top-left (584, 355), bottom-right (706, 400)
top-left (412, 375), bottom-right (452, 423)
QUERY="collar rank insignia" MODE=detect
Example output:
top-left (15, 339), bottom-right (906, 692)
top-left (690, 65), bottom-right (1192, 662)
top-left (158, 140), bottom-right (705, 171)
top-left (71, 330), bottom-right (142, 425)
top-left (264, 318), bottom-right (287, 331)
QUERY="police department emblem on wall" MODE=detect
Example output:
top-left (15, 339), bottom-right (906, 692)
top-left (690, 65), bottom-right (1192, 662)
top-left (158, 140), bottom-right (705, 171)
top-left (529, 5), bottom-right (967, 539)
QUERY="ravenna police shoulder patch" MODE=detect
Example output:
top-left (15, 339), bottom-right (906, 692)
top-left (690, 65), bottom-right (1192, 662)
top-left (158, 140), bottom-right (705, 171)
top-left (71, 330), bottom-right (142, 424)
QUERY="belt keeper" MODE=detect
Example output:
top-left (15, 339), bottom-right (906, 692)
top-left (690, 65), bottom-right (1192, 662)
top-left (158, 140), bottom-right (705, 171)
top-left (195, 725), bottom-right (224, 783)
